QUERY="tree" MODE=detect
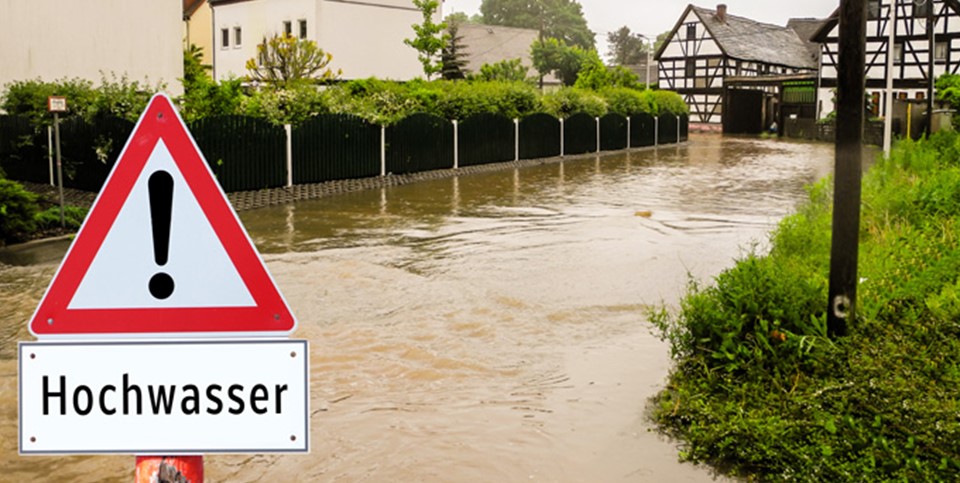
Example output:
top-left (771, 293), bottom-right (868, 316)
top-left (530, 37), bottom-right (592, 86)
top-left (606, 26), bottom-right (647, 66)
top-left (245, 33), bottom-right (340, 87)
top-left (480, 0), bottom-right (595, 50)
top-left (405, 0), bottom-right (447, 79)
top-left (181, 44), bottom-right (243, 122)
top-left (476, 58), bottom-right (531, 82)
top-left (441, 16), bottom-right (470, 80)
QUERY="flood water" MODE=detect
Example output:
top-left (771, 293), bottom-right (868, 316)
top-left (1, 134), bottom-right (836, 481)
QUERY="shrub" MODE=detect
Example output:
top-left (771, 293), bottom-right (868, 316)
top-left (601, 87), bottom-right (655, 116)
top-left (0, 177), bottom-right (39, 244)
top-left (33, 205), bottom-right (88, 231)
top-left (650, 89), bottom-right (689, 116)
top-left (541, 87), bottom-right (607, 118)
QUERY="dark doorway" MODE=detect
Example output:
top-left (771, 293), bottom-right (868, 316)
top-left (723, 88), bottom-right (764, 134)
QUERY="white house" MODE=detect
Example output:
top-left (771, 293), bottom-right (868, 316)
top-left (0, 0), bottom-right (183, 95)
top-left (654, 4), bottom-right (819, 128)
top-left (813, 0), bottom-right (960, 120)
top-left (208, 0), bottom-right (437, 82)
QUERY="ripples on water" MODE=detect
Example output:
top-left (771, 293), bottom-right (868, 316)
top-left (0, 135), bottom-right (838, 481)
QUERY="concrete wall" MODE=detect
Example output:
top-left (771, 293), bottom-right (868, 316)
top-left (212, 0), bottom-right (430, 82)
top-left (0, 0), bottom-right (183, 95)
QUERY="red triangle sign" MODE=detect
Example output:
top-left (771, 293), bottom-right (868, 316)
top-left (29, 94), bottom-right (296, 337)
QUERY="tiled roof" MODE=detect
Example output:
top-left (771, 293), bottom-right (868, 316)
top-left (691, 5), bottom-right (819, 69)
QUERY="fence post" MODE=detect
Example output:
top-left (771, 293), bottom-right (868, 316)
top-left (453, 119), bottom-right (459, 169)
top-left (284, 124), bottom-right (293, 187)
top-left (627, 116), bottom-right (631, 149)
top-left (654, 116), bottom-right (659, 147)
top-left (595, 117), bottom-right (600, 152)
top-left (380, 125), bottom-right (386, 177)
top-left (514, 118), bottom-right (520, 161)
top-left (676, 115), bottom-right (681, 143)
top-left (560, 118), bottom-right (565, 157)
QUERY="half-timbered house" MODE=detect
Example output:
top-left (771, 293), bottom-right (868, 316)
top-left (813, 0), bottom-right (960, 123)
top-left (655, 4), bottom-right (820, 129)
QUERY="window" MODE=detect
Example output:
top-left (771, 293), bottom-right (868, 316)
top-left (685, 59), bottom-right (696, 78)
top-left (914, 0), bottom-right (932, 18)
top-left (283, 21), bottom-right (292, 36)
top-left (221, 28), bottom-right (229, 48)
top-left (234, 27), bottom-right (242, 47)
top-left (936, 41), bottom-right (948, 60)
top-left (686, 23), bottom-right (696, 40)
top-left (893, 42), bottom-right (904, 64)
top-left (299, 19), bottom-right (307, 39)
top-left (868, 0), bottom-right (881, 20)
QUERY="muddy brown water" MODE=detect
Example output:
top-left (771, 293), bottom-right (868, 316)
top-left (1, 134), bottom-right (836, 482)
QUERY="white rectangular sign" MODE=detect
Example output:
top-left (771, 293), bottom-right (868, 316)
top-left (19, 340), bottom-right (309, 454)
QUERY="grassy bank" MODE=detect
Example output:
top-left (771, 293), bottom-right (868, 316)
top-left (650, 133), bottom-right (960, 481)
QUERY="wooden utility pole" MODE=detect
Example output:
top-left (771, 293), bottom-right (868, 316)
top-left (827, 0), bottom-right (867, 337)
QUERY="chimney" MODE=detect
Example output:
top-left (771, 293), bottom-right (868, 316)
top-left (717, 4), bottom-right (727, 23)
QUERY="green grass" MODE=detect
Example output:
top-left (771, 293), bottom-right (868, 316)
top-left (650, 133), bottom-right (960, 481)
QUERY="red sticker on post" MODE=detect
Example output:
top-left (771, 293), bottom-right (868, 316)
top-left (29, 94), bottom-right (296, 337)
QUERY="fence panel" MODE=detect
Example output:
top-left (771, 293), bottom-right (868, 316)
top-left (190, 116), bottom-right (286, 192)
top-left (518, 113), bottom-right (560, 160)
top-left (293, 114), bottom-right (380, 184)
top-left (58, 114), bottom-right (135, 191)
top-left (599, 113), bottom-right (628, 151)
top-left (563, 112), bottom-right (597, 155)
top-left (629, 113), bottom-right (656, 147)
top-left (657, 114), bottom-right (679, 145)
top-left (386, 113), bottom-right (453, 175)
top-left (0, 115), bottom-right (49, 184)
top-left (458, 113), bottom-right (515, 167)
top-left (679, 114), bottom-right (689, 142)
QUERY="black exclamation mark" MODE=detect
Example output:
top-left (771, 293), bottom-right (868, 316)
top-left (148, 171), bottom-right (175, 300)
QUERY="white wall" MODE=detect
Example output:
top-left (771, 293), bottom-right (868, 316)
top-left (0, 0), bottom-right (183, 95)
top-left (213, 0), bottom-right (430, 82)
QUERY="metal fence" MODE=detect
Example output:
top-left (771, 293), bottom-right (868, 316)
top-left (600, 114), bottom-right (628, 151)
top-left (1, 111), bottom-right (689, 193)
top-left (189, 116), bottom-right (287, 192)
top-left (519, 113), bottom-right (561, 160)
top-left (293, 114), bottom-right (381, 184)
top-left (458, 113), bottom-right (515, 167)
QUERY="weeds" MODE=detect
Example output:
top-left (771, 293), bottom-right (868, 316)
top-left (650, 131), bottom-right (960, 481)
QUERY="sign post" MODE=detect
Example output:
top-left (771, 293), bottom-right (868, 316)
top-left (20, 94), bottom-right (307, 482)
top-left (47, 96), bottom-right (67, 227)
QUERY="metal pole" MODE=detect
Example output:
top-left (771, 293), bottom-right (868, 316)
top-left (595, 117), bottom-right (600, 152)
top-left (284, 124), bottom-right (293, 187)
top-left (48, 126), bottom-right (54, 186)
top-left (883, 1), bottom-right (896, 156)
top-left (514, 118), bottom-right (520, 161)
top-left (627, 116), bottom-right (632, 148)
top-left (654, 116), bottom-right (659, 147)
top-left (53, 112), bottom-right (65, 228)
top-left (927, 0), bottom-right (935, 137)
top-left (136, 456), bottom-right (203, 483)
top-left (827, 0), bottom-right (867, 337)
top-left (453, 120), bottom-right (459, 169)
top-left (559, 118), bottom-right (565, 157)
top-left (380, 126), bottom-right (386, 177)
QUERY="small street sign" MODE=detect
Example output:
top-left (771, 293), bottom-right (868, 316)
top-left (28, 94), bottom-right (296, 337)
top-left (19, 340), bottom-right (309, 454)
top-left (47, 96), bottom-right (67, 113)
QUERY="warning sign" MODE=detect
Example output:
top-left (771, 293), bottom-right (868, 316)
top-left (29, 94), bottom-right (296, 337)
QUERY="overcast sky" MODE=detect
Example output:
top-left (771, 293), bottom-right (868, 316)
top-left (445, 0), bottom-right (840, 57)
